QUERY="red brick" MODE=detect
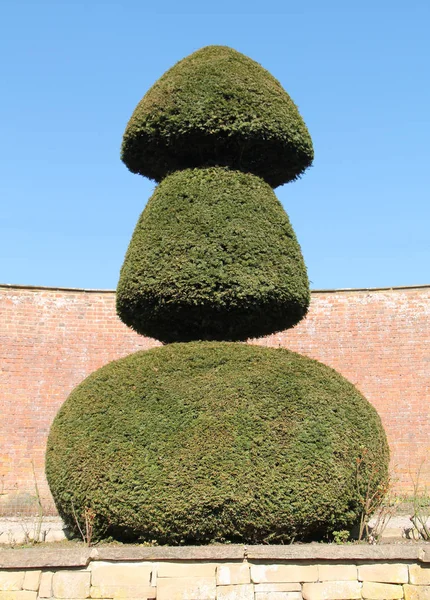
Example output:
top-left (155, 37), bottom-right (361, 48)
top-left (1, 284), bottom-right (429, 512)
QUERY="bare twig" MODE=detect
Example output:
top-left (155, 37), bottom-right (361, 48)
top-left (407, 461), bottom-right (430, 540)
top-left (356, 449), bottom-right (395, 543)
top-left (31, 460), bottom-right (44, 543)
top-left (70, 500), bottom-right (96, 546)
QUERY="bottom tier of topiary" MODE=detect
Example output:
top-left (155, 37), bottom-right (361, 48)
top-left (46, 342), bottom-right (389, 544)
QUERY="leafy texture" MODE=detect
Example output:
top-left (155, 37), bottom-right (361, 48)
top-left (46, 342), bottom-right (389, 545)
top-left (121, 45), bottom-right (313, 188)
top-left (116, 167), bottom-right (310, 342)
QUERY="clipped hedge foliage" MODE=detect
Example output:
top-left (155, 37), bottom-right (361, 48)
top-left (121, 45), bottom-right (313, 188)
top-left (116, 167), bottom-right (310, 342)
top-left (46, 342), bottom-right (390, 545)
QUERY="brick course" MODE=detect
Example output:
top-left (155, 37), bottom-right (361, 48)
top-left (0, 284), bottom-right (429, 511)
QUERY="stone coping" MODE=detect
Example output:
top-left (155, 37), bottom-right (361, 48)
top-left (1, 545), bottom-right (429, 569)
top-left (2, 283), bottom-right (429, 294)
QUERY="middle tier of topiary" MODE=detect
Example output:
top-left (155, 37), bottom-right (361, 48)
top-left (116, 167), bottom-right (310, 342)
top-left (46, 342), bottom-right (389, 545)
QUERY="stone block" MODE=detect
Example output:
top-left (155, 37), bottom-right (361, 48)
top-left (157, 576), bottom-right (216, 600)
top-left (404, 585), bottom-right (430, 600)
top-left (0, 593), bottom-right (37, 600)
top-left (90, 562), bottom-right (153, 597)
top-left (255, 592), bottom-right (303, 600)
top-left (358, 564), bottom-right (408, 584)
top-left (113, 587), bottom-right (157, 599)
top-left (217, 563), bottom-right (250, 585)
top-left (22, 572), bottom-right (41, 592)
top-left (0, 572), bottom-right (25, 592)
top-left (111, 598), bottom-right (154, 600)
top-left (251, 565), bottom-right (318, 584)
top-left (409, 565), bottom-right (430, 586)
top-left (91, 586), bottom-right (156, 599)
top-left (52, 570), bottom-right (91, 599)
top-left (362, 582), bottom-right (404, 599)
top-left (38, 572), bottom-right (53, 598)
top-left (157, 562), bottom-right (216, 578)
top-left (255, 584), bottom-right (302, 592)
top-left (317, 565), bottom-right (357, 581)
top-left (302, 581), bottom-right (362, 600)
top-left (217, 584), bottom-right (254, 600)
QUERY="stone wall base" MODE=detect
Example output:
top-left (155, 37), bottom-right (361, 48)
top-left (0, 546), bottom-right (429, 600)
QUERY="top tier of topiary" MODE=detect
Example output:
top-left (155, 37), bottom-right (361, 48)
top-left (121, 45), bottom-right (313, 188)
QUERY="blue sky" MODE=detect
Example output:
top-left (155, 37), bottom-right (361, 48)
top-left (1, 0), bottom-right (429, 290)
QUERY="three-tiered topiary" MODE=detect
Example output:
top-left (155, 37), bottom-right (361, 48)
top-left (46, 46), bottom-right (389, 544)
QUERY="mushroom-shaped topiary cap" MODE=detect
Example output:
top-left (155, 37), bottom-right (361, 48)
top-left (121, 46), bottom-right (314, 188)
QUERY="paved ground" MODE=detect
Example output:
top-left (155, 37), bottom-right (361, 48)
top-left (0, 515), bottom-right (427, 546)
top-left (0, 517), bottom-right (67, 545)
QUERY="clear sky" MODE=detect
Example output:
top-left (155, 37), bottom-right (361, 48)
top-left (1, 0), bottom-right (429, 290)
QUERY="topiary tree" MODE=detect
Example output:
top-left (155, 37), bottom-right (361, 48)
top-left (121, 45), bottom-right (313, 188)
top-left (117, 45), bottom-right (313, 342)
top-left (116, 167), bottom-right (309, 342)
top-left (47, 342), bottom-right (389, 544)
top-left (46, 45), bottom-right (389, 544)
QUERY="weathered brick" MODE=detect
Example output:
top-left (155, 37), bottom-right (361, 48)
top-left (362, 582), bottom-right (404, 599)
top-left (358, 564), bottom-right (408, 584)
top-left (409, 565), bottom-right (430, 585)
top-left (0, 593), bottom-right (37, 600)
top-left (317, 565), bottom-right (357, 581)
top-left (157, 562), bottom-right (216, 578)
top-left (90, 561), bottom-right (152, 597)
top-left (22, 572), bottom-right (41, 592)
top-left (0, 572), bottom-right (25, 592)
top-left (302, 581), bottom-right (362, 600)
top-left (112, 587), bottom-right (157, 599)
top-left (157, 576), bottom-right (216, 600)
top-left (217, 563), bottom-right (250, 585)
top-left (251, 565), bottom-right (318, 584)
top-left (38, 572), bottom-right (53, 598)
top-left (255, 584), bottom-right (302, 593)
top-left (52, 571), bottom-right (91, 599)
top-left (255, 592), bottom-right (302, 600)
top-left (217, 584), bottom-right (254, 600)
top-left (91, 584), bottom-right (156, 599)
top-left (404, 585), bottom-right (430, 600)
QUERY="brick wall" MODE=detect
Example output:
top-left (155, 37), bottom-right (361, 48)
top-left (0, 284), bottom-right (429, 511)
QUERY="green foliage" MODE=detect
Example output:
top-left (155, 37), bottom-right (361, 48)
top-left (46, 342), bottom-right (390, 545)
top-left (116, 167), bottom-right (310, 342)
top-left (121, 45), bottom-right (313, 188)
top-left (332, 530), bottom-right (350, 544)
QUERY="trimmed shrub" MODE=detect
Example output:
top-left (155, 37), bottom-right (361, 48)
top-left (46, 342), bottom-right (390, 545)
top-left (121, 45), bottom-right (313, 188)
top-left (116, 167), bottom-right (310, 342)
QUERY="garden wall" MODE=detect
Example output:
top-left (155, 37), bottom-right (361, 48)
top-left (0, 546), bottom-right (429, 599)
top-left (1, 283), bottom-right (429, 513)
